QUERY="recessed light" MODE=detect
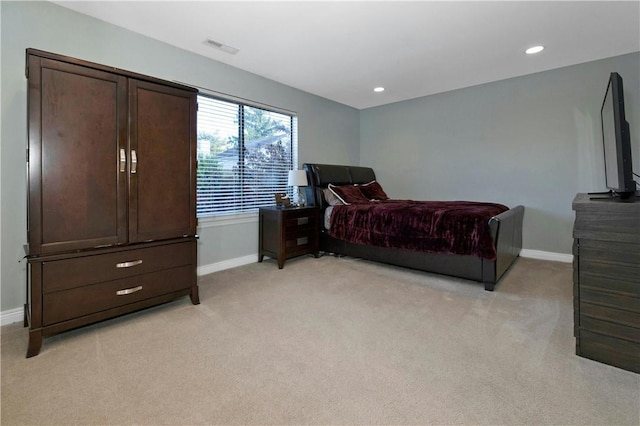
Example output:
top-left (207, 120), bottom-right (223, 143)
top-left (373, 87), bottom-right (385, 93)
top-left (525, 45), bottom-right (544, 55)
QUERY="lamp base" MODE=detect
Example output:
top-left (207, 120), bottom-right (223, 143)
top-left (298, 187), bottom-right (307, 207)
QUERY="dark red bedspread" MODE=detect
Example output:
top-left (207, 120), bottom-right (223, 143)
top-left (328, 200), bottom-right (508, 260)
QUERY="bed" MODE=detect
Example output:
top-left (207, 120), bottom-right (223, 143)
top-left (303, 163), bottom-right (524, 291)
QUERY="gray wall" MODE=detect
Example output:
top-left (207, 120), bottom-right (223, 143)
top-left (0, 1), bottom-right (360, 312)
top-left (361, 53), bottom-right (639, 254)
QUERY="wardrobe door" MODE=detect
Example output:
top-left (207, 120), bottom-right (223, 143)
top-left (28, 55), bottom-right (128, 255)
top-left (128, 79), bottom-right (197, 243)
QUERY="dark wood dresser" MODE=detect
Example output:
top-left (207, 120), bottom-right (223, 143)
top-left (25, 49), bottom-right (199, 357)
top-left (572, 193), bottom-right (640, 373)
top-left (258, 206), bottom-right (319, 268)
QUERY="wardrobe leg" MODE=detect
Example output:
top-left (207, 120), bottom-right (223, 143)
top-left (26, 329), bottom-right (42, 358)
top-left (190, 286), bottom-right (200, 305)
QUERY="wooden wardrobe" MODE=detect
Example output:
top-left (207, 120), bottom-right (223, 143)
top-left (25, 49), bottom-right (199, 357)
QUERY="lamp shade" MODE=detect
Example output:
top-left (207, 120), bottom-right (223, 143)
top-left (287, 169), bottom-right (308, 187)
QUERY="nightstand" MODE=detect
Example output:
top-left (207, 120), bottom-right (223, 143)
top-left (258, 206), bottom-right (320, 269)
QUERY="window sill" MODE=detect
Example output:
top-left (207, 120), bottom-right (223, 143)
top-left (197, 212), bottom-right (258, 229)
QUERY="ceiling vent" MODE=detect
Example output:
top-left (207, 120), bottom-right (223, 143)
top-left (204, 38), bottom-right (239, 55)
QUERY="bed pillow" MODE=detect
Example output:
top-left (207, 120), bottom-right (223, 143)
top-left (328, 183), bottom-right (370, 205)
top-left (323, 188), bottom-right (345, 206)
top-left (359, 180), bottom-right (389, 200)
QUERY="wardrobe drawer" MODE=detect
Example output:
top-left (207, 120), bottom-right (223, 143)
top-left (42, 241), bottom-right (193, 293)
top-left (43, 265), bottom-right (192, 326)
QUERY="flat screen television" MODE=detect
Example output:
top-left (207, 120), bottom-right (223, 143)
top-left (600, 72), bottom-right (636, 199)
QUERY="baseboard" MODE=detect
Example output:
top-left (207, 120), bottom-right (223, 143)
top-left (197, 254), bottom-right (259, 276)
top-left (520, 249), bottom-right (573, 263)
top-left (1, 307), bottom-right (24, 326)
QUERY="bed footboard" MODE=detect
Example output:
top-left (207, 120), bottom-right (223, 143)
top-left (482, 205), bottom-right (525, 290)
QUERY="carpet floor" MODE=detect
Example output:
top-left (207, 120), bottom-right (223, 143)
top-left (1, 255), bottom-right (639, 425)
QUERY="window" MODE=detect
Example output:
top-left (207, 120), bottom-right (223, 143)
top-left (197, 94), bottom-right (298, 217)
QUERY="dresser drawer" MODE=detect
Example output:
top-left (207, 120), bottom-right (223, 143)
top-left (578, 330), bottom-right (640, 374)
top-left (581, 300), bottom-right (640, 329)
top-left (43, 265), bottom-right (192, 325)
top-left (579, 261), bottom-right (640, 287)
top-left (580, 289), bottom-right (640, 314)
top-left (578, 239), bottom-right (640, 265)
top-left (579, 273), bottom-right (639, 297)
top-left (574, 210), bottom-right (640, 242)
top-left (580, 314), bottom-right (640, 344)
top-left (42, 241), bottom-right (193, 293)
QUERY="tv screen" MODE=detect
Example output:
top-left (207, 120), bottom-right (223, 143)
top-left (600, 72), bottom-right (636, 197)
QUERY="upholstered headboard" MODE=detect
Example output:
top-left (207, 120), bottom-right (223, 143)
top-left (303, 163), bottom-right (377, 210)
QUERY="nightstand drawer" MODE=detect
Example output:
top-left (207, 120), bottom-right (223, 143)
top-left (286, 236), bottom-right (310, 247)
top-left (284, 213), bottom-right (317, 229)
top-left (285, 235), bottom-right (315, 255)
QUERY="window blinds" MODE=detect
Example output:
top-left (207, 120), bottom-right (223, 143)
top-left (197, 94), bottom-right (297, 216)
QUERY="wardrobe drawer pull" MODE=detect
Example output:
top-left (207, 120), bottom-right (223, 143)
top-left (297, 217), bottom-right (309, 226)
top-left (116, 286), bottom-right (142, 296)
top-left (297, 237), bottom-right (308, 246)
top-left (116, 260), bottom-right (143, 268)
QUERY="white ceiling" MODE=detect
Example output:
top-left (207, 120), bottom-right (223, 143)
top-left (54, 1), bottom-right (640, 109)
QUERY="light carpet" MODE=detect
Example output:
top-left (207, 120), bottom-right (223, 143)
top-left (1, 255), bottom-right (639, 425)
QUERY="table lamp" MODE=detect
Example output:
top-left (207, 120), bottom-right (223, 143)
top-left (287, 169), bottom-right (308, 207)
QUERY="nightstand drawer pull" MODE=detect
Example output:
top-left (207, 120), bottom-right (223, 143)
top-left (116, 260), bottom-right (143, 268)
top-left (297, 237), bottom-right (308, 246)
top-left (297, 217), bottom-right (309, 226)
top-left (116, 285), bottom-right (142, 296)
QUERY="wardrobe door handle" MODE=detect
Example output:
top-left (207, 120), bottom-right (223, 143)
top-left (116, 260), bottom-right (143, 268)
top-left (116, 286), bottom-right (142, 296)
top-left (131, 150), bottom-right (137, 174)
top-left (119, 149), bottom-right (126, 172)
